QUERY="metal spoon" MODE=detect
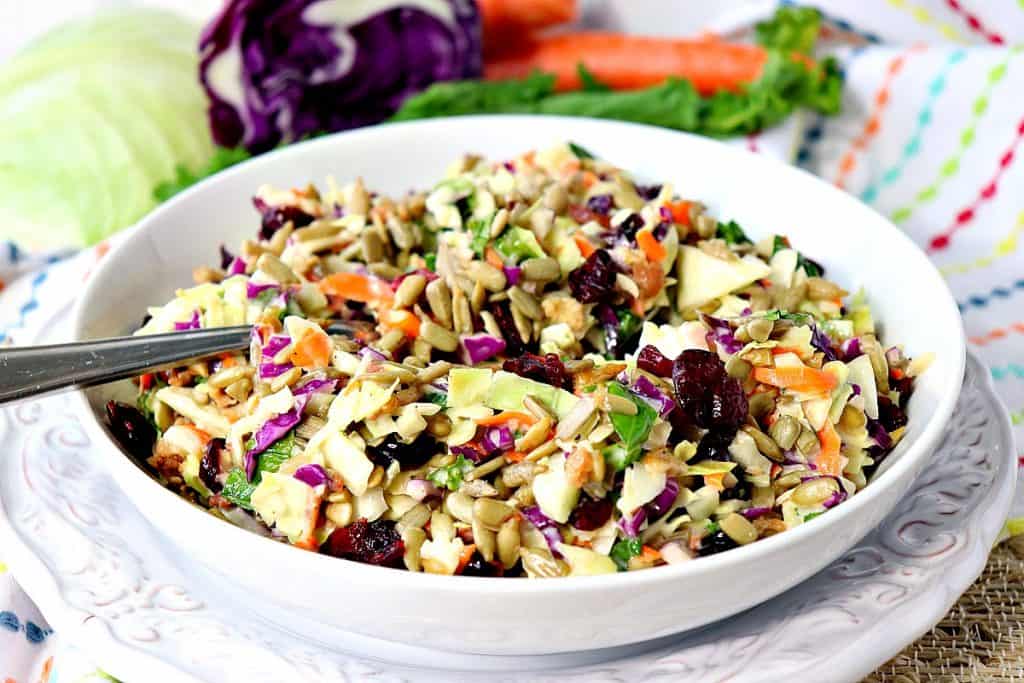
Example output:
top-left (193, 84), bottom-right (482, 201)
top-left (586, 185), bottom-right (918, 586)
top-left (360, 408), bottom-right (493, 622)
top-left (0, 321), bottom-right (364, 405)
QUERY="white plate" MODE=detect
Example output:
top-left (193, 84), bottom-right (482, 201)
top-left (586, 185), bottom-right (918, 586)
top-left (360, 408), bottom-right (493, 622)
top-left (0, 295), bottom-right (1011, 682)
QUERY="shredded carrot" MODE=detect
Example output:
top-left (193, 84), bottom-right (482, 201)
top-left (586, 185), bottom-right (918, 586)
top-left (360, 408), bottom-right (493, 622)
top-left (581, 170), bottom-right (599, 189)
top-left (484, 246), bottom-right (504, 269)
top-left (559, 157), bottom-right (582, 177)
top-left (291, 332), bottom-right (332, 369)
top-left (665, 199), bottom-right (692, 227)
top-left (636, 229), bottom-right (667, 263)
top-left (505, 451), bottom-right (527, 463)
top-left (565, 447), bottom-right (593, 487)
top-left (770, 346), bottom-right (805, 356)
top-left (139, 373), bottom-right (154, 391)
top-left (219, 353), bottom-right (238, 369)
top-left (476, 411), bottom-right (538, 427)
top-left (182, 424), bottom-right (212, 444)
top-left (456, 543), bottom-right (478, 573)
top-left (891, 368), bottom-right (905, 380)
top-left (640, 545), bottom-right (662, 562)
top-left (573, 538), bottom-right (593, 549)
top-left (318, 272), bottom-right (394, 304)
top-left (753, 365), bottom-right (837, 396)
top-left (703, 472), bottom-right (727, 492)
top-left (630, 296), bottom-right (646, 317)
top-left (816, 421), bottom-right (843, 477)
top-left (573, 233), bottom-right (596, 258)
top-left (688, 533), bottom-right (702, 552)
top-left (382, 309), bottom-right (421, 339)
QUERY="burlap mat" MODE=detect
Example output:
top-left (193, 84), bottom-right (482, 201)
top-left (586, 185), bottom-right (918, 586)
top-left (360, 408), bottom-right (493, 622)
top-left (867, 540), bottom-right (1024, 682)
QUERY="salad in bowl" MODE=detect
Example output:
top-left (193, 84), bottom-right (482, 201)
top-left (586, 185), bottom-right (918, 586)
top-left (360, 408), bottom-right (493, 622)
top-left (106, 142), bottom-right (929, 579)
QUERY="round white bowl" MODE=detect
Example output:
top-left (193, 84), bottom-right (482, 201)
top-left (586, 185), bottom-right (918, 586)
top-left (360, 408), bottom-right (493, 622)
top-left (72, 115), bottom-right (965, 656)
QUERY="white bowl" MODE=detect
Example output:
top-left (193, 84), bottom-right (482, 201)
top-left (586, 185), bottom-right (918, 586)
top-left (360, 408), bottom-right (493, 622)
top-left (72, 116), bottom-right (965, 656)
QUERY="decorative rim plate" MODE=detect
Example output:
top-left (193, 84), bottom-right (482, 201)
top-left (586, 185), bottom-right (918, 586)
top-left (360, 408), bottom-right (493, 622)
top-left (0, 300), bottom-right (1013, 683)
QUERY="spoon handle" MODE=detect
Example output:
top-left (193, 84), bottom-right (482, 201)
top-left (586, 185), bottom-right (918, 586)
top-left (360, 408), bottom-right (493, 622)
top-left (0, 326), bottom-right (254, 405)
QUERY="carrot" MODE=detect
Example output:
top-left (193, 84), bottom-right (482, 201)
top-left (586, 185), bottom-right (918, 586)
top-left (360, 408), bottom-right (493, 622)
top-left (478, 0), bottom-right (578, 53)
top-left (703, 472), bottom-right (727, 492)
top-left (636, 229), bottom-right (667, 263)
top-left (318, 272), bottom-right (394, 304)
top-left (640, 545), bottom-right (662, 563)
top-left (139, 373), bottom-right (154, 391)
top-left (753, 365), bottom-right (838, 396)
top-left (485, 33), bottom-right (781, 95)
top-left (816, 421), bottom-right (843, 477)
top-left (484, 246), bottom-right (504, 269)
top-left (476, 411), bottom-right (538, 427)
top-left (382, 309), bottom-right (421, 339)
top-left (219, 353), bottom-right (238, 369)
top-left (665, 200), bottom-right (692, 227)
top-left (630, 296), bottom-right (646, 317)
top-left (291, 332), bottom-right (332, 369)
top-left (565, 447), bottom-right (593, 487)
top-left (505, 451), bottom-right (527, 463)
top-left (182, 424), bottom-right (212, 444)
top-left (456, 544), bottom-right (478, 573)
top-left (581, 170), bottom-right (599, 189)
top-left (573, 233), bottom-right (596, 258)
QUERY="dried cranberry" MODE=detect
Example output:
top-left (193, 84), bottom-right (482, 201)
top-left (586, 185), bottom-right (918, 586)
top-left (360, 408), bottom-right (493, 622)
top-left (698, 530), bottom-right (739, 557)
top-left (570, 497), bottom-right (613, 531)
top-left (672, 350), bottom-right (748, 429)
top-left (568, 249), bottom-right (617, 304)
top-left (877, 395), bottom-right (908, 432)
top-left (697, 428), bottom-right (736, 462)
top-left (324, 518), bottom-right (405, 567)
top-left (460, 551), bottom-right (504, 577)
top-left (569, 204), bottom-right (610, 228)
top-left (618, 213), bottom-right (644, 244)
top-left (586, 194), bottom-right (614, 215)
top-left (200, 438), bottom-right (225, 492)
top-left (503, 353), bottom-right (571, 391)
top-left (490, 301), bottom-right (528, 356)
top-left (637, 345), bottom-right (673, 377)
top-left (219, 244), bottom-right (235, 270)
top-left (256, 201), bottom-right (314, 240)
top-left (368, 433), bottom-right (437, 468)
top-left (891, 375), bottom-right (915, 407)
top-left (635, 183), bottom-right (663, 201)
top-left (105, 401), bottom-right (156, 463)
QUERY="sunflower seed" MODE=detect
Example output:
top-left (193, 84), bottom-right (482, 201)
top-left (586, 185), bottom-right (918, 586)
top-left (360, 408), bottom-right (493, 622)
top-left (521, 257), bottom-right (560, 282)
top-left (393, 274), bottom-right (426, 309)
top-left (420, 320), bottom-right (458, 352)
top-left (467, 261), bottom-right (507, 292)
top-left (508, 286), bottom-right (543, 320)
top-left (256, 253), bottom-right (298, 284)
top-left (425, 278), bottom-right (453, 328)
top-left (490, 208), bottom-right (509, 238)
top-left (515, 416), bottom-right (553, 453)
top-left (497, 516), bottom-right (521, 569)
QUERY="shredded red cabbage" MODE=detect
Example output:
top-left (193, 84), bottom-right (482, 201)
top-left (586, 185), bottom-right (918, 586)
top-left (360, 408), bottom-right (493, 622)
top-left (481, 426), bottom-right (513, 453)
top-left (293, 463), bottom-right (329, 487)
top-left (174, 310), bottom-right (201, 331)
top-left (632, 375), bottom-right (676, 418)
top-left (810, 325), bottom-right (838, 361)
top-left (259, 334), bottom-right (293, 379)
top-left (841, 337), bottom-right (862, 361)
top-left (822, 489), bottom-right (848, 508)
top-left (617, 507), bottom-right (647, 538)
top-left (293, 377), bottom-right (338, 396)
top-left (461, 333), bottom-right (506, 364)
top-left (521, 505), bottom-right (563, 556)
top-left (247, 281), bottom-right (279, 299)
top-left (867, 419), bottom-right (892, 449)
top-left (228, 257), bottom-right (247, 276)
top-left (450, 444), bottom-right (485, 463)
top-left (503, 266), bottom-right (521, 286)
top-left (703, 315), bottom-right (743, 354)
top-left (647, 478), bottom-right (680, 518)
top-left (245, 394), bottom-right (309, 479)
top-left (740, 506), bottom-right (771, 519)
top-left (358, 346), bottom-right (390, 362)
top-left (405, 478), bottom-right (442, 501)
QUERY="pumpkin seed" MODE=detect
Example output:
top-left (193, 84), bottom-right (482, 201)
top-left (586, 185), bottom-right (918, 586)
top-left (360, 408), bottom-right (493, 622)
top-left (256, 252), bottom-right (299, 284)
top-left (473, 518), bottom-right (497, 562)
top-left (490, 207), bottom-right (509, 238)
top-left (840, 404), bottom-right (867, 430)
top-left (769, 414), bottom-right (800, 450)
top-left (420, 320), bottom-right (458, 352)
top-left (748, 392), bottom-right (776, 421)
top-left (725, 356), bottom-right (752, 380)
top-left (796, 427), bottom-right (820, 456)
top-left (401, 527), bottom-right (426, 572)
top-left (425, 278), bottom-right (453, 328)
top-left (521, 257), bottom-right (560, 282)
top-left (720, 513), bottom-right (757, 545)
top-left (742, 424), bottom-right (783, 461)
top-left (474, 498), bottom-right (515, 529)
top-left (515, 416), bottom-right (553, 453)
top-left (467, 261), bottom-right (507, 292)
top-left (497, 516), bottom-right (521, 569)
top-left (393, 274), bottom-right (426, 309)
top-left (746, 318), bottom-right (774, 343)
top-left (452, 286), bottom-right (473, 335)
